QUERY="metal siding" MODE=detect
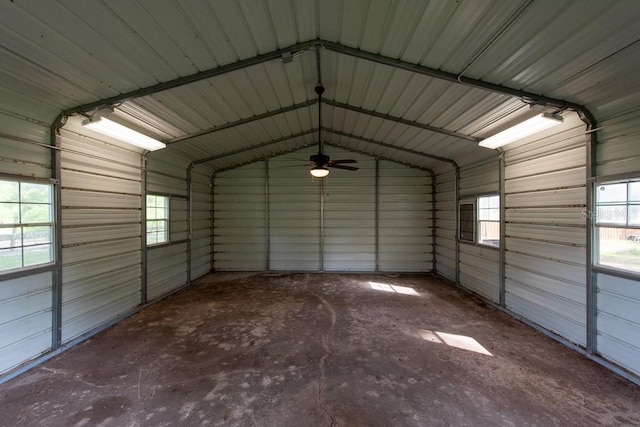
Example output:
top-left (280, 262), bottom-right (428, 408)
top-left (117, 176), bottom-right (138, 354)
top-left (190, 169), bottom-right (212, 278)
top-left (458, 160), bottom-right (500, 302)
top-left (435, 169), bottom-right (457, 280)
top-left (323, 151), bottom-right (376, 271)
top-left (596, 109), bottom-right (640, 177)
top-left (0, 272), bottom-right (52, 374)
top-left (0, 113), bottom-right (54, 375)
top-left (60, 119), bottom-right (142, 343)
top-left (214, 162), bottom-right (267, 271)
top-left (504, 112), bottom-right (587, 346)
top-left (378, 161), bottom-right (432, 272)
top-left (147, 243), bottom-right (187, 300)
top-left (269, 149), bottom-right (321, 270)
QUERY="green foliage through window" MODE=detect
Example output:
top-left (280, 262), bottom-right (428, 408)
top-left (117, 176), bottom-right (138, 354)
top-left (0, 180), bottom-right (53, 272)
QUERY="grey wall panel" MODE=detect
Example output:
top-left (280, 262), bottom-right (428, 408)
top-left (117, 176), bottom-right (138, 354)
top-left (0, 272), bottom-right (53, 374)
top-left (190, 169), bottom-right (212, 278)
top-left (458, 160), bottom-right (500, 301)
top-left (435, 170), bottom-right (457, 280)
top-left (378, 161), bottom-right (432, 272)
top-left (214, 162), bottom-right (267, 270)
top-left (269, 149), bottom-right (321, 270)
top-left (503, 112), bottom-right (587, 346)
top-left (323, 151), bottom-right (376, 271)
top-left (148, 243), bottom-right (187, 300)
top-left (0, 113), bottom-right (54, 375)
top-left (592, 109), bottom-right (640, 378)
top-left (596, 109), bottom-right (640, 177)
top-left (60, 120), bottom-right (142, 343)
top-left (596, 273), bottom-right (640, 377)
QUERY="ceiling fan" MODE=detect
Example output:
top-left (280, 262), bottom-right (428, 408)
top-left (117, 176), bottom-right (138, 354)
top-left (309, 82), bottom-right (358, 178)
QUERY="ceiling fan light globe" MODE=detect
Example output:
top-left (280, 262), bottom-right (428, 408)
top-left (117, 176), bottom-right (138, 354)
top-left (310, 166), bottom-right (329, 178)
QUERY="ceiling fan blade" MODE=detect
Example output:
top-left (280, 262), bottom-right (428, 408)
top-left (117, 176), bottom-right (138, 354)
top-left (329, 159), bottom-right (358, 164)
top-left (329, 164), bottom-right (359, 171)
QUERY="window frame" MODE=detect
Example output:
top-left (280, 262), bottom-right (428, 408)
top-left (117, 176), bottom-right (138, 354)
top-left (0, 179), bottom-right (55, 273)
top-left (458, 194), bottom-right (501, 249)
top-left (594, 179), bottom-right (640, 276)
top-left (146, 194), bottom-right (170, 247)
top-left (458, 199), bottom-right (476, 244)
top-left (477, 194), bottom-right (500, 248)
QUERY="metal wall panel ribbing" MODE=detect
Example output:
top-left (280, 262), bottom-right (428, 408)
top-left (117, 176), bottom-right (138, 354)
top-left (60, 120), bottom-right (142, 343)
top-left (0, 113), bottom-right (54, 375)
top-left (435, 170), bottom-right (457, 281)
top-left (594, 109), bottom-right (640, 377)
top-left (146, 197), bottom-right (187, 301)
top-left (323, 151), bottom-right (375, 271)
top-left (503, 113), bottom-right (587, 346)
top-left (596, 273), bottom-right (640, 376)
top-left (269, 149), bottom-right (321, 270)
top-left (458, 160), bottom-right (500, 302)
top-left (378, 161), bottom-right (432, 272)
top-left (190, 169), bottom-right (212, 279)
top-left (214, 162), bottom-right (267, 271)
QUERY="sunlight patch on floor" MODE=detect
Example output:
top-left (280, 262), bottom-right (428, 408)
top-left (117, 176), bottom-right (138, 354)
top-left (368, 282), bottom-right (420, 296)
top-left (418, 329), bottom-right (493, 356)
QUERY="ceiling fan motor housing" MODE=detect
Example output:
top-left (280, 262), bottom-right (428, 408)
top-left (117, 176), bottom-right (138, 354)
top-left (310, 153), bottom-right (330, 165)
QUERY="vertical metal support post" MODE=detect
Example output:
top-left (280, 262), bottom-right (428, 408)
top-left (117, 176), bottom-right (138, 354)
top-left (499, 153), bottom-right (506, 307)
top-left (51, 124), bottom-right (63, 350)
top-left (141, 153), bottom-right (148, 303)
top-left (454, 166), bottom-right (461, 285)
top-left (210, 174), bottom-right (216, 272)
top-left (430, 171), bottom-right (437, 273)
top-left (186, 164), bottom-right (193, 284)
top-left (320, 177), bottom-right (325, 271)
top-left (375, 158), bottom-right (380, 272)
top-left (586, 122), bottom-right (598, 354)
top-left (265, 159), bottom-right (270, 271)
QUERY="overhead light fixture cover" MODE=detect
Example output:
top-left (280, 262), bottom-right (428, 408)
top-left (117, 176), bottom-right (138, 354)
top-left (310, 166), bottom-right (329, 178)
top-left (82, 116), bottom-right (166, 151)
top-left (479, 113), bottom-right (563, 149)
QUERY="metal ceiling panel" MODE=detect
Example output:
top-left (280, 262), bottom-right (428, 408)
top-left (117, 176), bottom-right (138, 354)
top-left (0, 0), bottom-right (638, 174)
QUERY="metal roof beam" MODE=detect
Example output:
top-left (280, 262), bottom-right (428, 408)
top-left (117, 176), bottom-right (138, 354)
top-left (320, 40), bottom-right (595, 125)
top-left (324, 99), bottom-right (480, 142)
top-left (167, 99), bottom-right (316, 144)
top-left (61, 40), bottom-right (319, 117)
top-left (324, 142), bottom-right (434, 176)
top-left (212, 142), bottom-right (317, 176)
top-left (192, 129), bottom-right (317, 166)
top-left (324, 128), bottom-right (458, 168)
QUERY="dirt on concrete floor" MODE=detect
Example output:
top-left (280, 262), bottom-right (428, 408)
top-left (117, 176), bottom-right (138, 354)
top-left (1, 273), bottom-right (639, 426)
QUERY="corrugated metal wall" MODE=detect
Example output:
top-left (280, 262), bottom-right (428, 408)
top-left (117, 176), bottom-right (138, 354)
top-left (146, 153), bottom-right (187, 301)
top-left (0, 112), bottom-right (54, 374)
top-left (458, 159), bottom-right (500, 303)
top-left (503, 112), bottom-right (587, 346)
top-left (594, 109), bottom-right (640, 377)
top-left (60, 117), bottom-right (142, 342)
top-left (435, 169), bottom-right (457, 281)
top-left (378, 161), bottom-right (432, 272)
top-left (213, 162), bottom-right (267, 271)
top-left (213, 149), bottom-right (433, 272)
top-left (190, 167), bottom-right (213, 279)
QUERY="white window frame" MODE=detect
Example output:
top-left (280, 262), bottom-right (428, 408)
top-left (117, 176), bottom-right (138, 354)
top-left (458, 194), bottom-right (501, 248)
top-left (478, 194), bottom-right (500, 248)
top-left (0, 179), bottom-right (54, 273)
top-left (594, 179), bottom-right (640, 275)
top-left (146, 194), bottom-right (169, 246)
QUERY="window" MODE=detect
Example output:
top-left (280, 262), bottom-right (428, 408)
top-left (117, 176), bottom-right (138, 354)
top-left (0, 180), bottom-right (54, 272)
top-left (478, 195), bottom-right (500, 247)
top-left (595, 181), bottom-right (640, 273)
top-left (459, 201), bottom-right (475, 243)
top-left (458, 195), bottom-right (500, 248)
top-left (146, 194), bottom-right (169, 245)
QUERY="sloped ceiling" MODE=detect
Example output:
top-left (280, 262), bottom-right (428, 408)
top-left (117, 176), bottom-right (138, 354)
top-left (1, 0), bottom-right (639, 173)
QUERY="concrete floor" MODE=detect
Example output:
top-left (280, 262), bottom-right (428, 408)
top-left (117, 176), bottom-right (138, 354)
top-left (1, 273), bottom-right (639, 426)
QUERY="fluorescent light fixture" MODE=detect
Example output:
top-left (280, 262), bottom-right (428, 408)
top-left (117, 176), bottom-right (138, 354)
top-left (479, 113), bottom-right (563, 149)
top-left (82, 116), bottom-right (166, 151)
top-left (310, 166), bottom-right (329, 178)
